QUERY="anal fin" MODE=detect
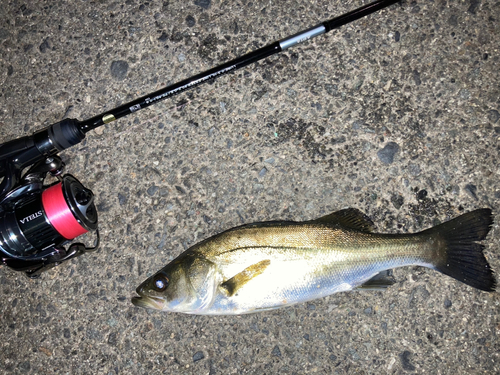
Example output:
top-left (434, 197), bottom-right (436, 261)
top-left (356, 270), bottom-right (396, 291)
top-left (221, 259), bottom-right (271, 297)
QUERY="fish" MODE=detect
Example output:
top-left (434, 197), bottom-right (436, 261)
top-left (131, 208), bottom-right (496, 315)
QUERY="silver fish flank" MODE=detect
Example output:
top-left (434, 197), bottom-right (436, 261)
top-left (132, 208), bottom-right (495, 315)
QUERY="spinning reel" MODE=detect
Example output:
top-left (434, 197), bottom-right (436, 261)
top-left (0, 119), bottom-right (98, 277)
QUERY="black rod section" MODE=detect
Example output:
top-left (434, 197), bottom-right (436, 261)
top-left (78, 0), bottom-right (400, 133)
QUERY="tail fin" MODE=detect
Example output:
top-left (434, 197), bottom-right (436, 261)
top-left (425, 208), bottom-right (496, 292)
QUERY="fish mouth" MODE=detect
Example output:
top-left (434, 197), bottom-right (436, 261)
top-left (131, 294), bottom-right (165, 310)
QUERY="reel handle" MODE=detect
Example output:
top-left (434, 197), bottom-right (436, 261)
top-left (2, 230), bottom-right (99, 278)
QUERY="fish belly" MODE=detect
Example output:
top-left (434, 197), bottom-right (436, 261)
top-left (202, 243), bottom-right (426, 315)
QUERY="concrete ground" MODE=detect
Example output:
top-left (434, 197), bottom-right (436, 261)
top-left (1, 0), bottom-right (499, 373)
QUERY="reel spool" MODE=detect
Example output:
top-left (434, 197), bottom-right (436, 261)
top-left (0, 165), bottom-right (99, 277)
top-left (1, 175), bottom-right (97, 256)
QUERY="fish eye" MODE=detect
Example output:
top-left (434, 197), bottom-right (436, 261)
top-left (153, 274), bottom-right (169, 291)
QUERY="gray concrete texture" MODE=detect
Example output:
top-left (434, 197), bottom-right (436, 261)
top-left (0, 0), bottom-right (499, 373)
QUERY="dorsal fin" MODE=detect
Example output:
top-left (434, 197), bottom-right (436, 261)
top-left (311, 208), bottom-right (375, 233)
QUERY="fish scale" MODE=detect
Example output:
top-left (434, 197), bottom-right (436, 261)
top-left (132, 208), bottom-right (495, 315)
top-left (205, 231), bottom-right (432, 314)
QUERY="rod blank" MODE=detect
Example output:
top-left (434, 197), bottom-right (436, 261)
top-left (78, 0), bottom-right (400, 133)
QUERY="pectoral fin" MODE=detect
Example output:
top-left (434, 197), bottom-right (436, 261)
top-left (355, 271), bottom-right (396, 291)
top-left (221, 259), bottom-right (271, 297)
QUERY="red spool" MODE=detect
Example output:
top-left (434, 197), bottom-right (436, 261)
top-left (42, 182), bottom-right (88, 240)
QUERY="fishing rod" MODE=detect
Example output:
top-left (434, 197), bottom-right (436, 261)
top-left (0, 0), bottom-right (401, 277)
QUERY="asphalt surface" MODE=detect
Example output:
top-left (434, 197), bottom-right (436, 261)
top-left (1, 0), bottom-right (499, 374)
